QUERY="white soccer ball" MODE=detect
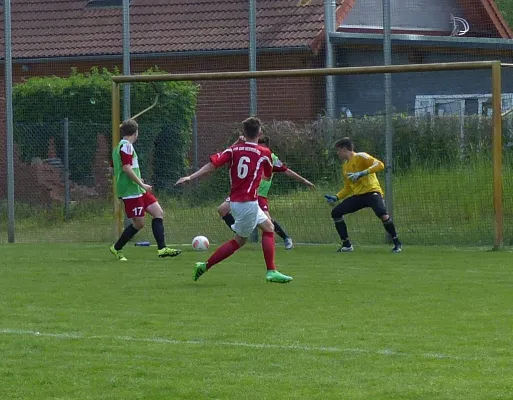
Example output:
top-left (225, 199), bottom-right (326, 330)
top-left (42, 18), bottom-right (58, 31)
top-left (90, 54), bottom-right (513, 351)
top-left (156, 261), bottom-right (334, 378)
top-left (192, 235), bottom-right (209, 251)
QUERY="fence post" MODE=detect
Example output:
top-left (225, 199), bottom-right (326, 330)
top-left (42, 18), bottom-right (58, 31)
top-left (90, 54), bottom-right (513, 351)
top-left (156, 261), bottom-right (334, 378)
top-left (63, 118), bottom-right (71, 220)
top-left (193, 114), bottom-right (199, 171)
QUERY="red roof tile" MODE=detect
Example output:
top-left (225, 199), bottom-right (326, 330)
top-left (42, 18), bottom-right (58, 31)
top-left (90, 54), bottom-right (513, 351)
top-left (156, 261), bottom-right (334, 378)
top-left (0, 0), bottom-right (332, 59)
top-left (0, 0), bottom-right (509, 60)
top-left (480, 0), bottom-right (513, 38)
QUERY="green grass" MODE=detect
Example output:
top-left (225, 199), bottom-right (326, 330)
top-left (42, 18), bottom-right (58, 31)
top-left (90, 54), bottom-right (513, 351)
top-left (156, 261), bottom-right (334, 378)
top-left (1, 244), bottom-right (513, 399)
top-left (2, 164), bottom-right (513, 246)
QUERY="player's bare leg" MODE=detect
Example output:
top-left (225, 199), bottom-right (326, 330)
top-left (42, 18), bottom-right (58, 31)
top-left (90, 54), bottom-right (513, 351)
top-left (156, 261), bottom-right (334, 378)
top-left (146, 202), bottom-right (181, 258)
top-left (259, 218), bottom-right (293, 283)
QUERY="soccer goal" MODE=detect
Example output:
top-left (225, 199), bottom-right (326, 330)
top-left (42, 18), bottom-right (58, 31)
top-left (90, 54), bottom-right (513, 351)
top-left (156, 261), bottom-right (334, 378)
top-left (111, 61), bottom-right (506, 248)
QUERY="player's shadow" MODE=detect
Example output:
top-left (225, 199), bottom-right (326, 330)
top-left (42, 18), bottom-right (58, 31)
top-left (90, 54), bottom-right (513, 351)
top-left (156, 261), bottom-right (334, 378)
top-left (182, 282), bottom-right (228, 289)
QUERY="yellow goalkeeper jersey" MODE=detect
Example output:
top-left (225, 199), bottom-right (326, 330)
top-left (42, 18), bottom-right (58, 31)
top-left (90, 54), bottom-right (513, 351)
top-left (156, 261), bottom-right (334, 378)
top-left (336, 152), bottom-right (385, 199)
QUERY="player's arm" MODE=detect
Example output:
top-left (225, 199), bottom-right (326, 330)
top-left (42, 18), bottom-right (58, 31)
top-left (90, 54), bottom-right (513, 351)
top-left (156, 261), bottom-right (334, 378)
top-left (175, 148), bottom-right (230, 185)
top-left (336, 184), bottom-right (351, 200)
top-left (361, 153), bottom-right (384, 174)
top-left (175, 162), bottom-right (216, 185)
top-left (261, 155), bottom-right (273, 181)
top-left (347, 153), bottom-right (384, 182)
top-left (283, 168), bottom-right (315, 189)
top-left (122, 164), bottom-right (146, 187)
top-left (120, 147), bottom-right (151, 191)
top-left (325, 171), bottom-right (351, 204)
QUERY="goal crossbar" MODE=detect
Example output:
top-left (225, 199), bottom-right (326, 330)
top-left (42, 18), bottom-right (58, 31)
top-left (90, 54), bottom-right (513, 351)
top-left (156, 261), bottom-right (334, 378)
top-left (112, 61), bottom-right (498, 83)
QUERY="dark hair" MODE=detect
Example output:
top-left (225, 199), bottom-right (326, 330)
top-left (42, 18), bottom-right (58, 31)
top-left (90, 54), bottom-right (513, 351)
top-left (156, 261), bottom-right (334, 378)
top-left (334, 137), bottom-right (354, 151)
top-left (120, 119), bottom-right (139, 136)
top-left (242, 117), bottom-right (261, 139)
top-left (258, 135), bottom-right (270, 147)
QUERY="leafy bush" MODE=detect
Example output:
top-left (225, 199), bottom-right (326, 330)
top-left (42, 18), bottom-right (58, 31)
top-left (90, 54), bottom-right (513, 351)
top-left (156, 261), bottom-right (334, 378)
top-left (178, 113), bottom-right (503, 204)
top-left (13, 67), bottom-right (198, 188)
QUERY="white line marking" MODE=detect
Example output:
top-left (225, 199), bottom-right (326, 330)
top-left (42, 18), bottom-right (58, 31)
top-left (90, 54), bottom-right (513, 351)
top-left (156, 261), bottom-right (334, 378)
top-left (0, 328), bottom-right (480, 361)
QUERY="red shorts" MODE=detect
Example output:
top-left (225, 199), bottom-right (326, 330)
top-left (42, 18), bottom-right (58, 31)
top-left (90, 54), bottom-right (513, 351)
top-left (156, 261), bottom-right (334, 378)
top-left (258, 196), bottom-right (269, 212)
top-left (123, 192), bottom-right (158, 218)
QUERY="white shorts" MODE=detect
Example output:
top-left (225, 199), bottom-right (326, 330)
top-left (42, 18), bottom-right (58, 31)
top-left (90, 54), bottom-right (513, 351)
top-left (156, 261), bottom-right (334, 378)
top-left (230, 200), bottom-right (268, 238)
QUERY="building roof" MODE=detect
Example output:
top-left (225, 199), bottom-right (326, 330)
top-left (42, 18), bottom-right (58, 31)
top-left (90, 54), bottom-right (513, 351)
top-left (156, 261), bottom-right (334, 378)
top-left (0, 0), bottom-right (335, 60)
top-left (0, 0), bottom-right (510, 61)
top-left (336, 0), bottom-right (513, 39)
top-left (480, 0), bottom-right (513, 38)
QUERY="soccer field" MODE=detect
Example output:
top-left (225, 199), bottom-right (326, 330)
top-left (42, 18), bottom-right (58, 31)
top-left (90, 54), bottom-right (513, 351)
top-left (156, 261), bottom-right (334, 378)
top-left (1, 244), bottom-right (512, 399)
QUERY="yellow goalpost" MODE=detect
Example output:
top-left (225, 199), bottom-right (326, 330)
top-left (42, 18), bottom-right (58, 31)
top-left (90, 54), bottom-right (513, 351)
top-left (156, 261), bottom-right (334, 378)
top-left (111, 61), bottom-right (504, 248)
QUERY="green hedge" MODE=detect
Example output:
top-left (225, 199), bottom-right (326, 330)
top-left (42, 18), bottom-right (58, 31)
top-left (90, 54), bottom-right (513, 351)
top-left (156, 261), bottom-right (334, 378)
top-left (13, 67), bottom-right (198, 188)
top-left (178, 114), bottom-right (507, 204)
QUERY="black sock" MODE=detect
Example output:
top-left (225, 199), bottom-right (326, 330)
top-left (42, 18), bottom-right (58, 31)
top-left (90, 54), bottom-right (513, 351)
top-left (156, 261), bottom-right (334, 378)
top-left (272, 220), bottom-right (289, 240)
top-left (382, 217), bottom-right (398, 239)
top-left (152, 218), bottom-right (166, 250)
top-left (334, 218), bottom-right (350, 243)
top-left (222, 213), bottom-right (235, 230)
top-left (114, 225), bottom-right (139, 251)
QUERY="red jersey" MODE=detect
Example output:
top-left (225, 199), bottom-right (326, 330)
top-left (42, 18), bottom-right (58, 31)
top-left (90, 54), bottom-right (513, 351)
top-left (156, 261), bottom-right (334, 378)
top-left (210, 141), bottom-right (273, 202)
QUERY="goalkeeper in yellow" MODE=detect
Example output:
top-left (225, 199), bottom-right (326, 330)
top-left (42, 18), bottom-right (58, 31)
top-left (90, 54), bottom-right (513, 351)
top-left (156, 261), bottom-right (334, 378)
top-left (324, 138), bottom-right (402, 253)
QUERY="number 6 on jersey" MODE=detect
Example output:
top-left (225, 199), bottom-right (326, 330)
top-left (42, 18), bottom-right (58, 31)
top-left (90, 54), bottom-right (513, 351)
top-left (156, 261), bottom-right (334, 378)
top-left (237, 156), bottom-right (250, 179)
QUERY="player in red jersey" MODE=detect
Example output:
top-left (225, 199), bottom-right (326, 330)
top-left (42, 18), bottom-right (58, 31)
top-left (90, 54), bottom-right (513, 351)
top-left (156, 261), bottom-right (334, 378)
top-left (175, 117), bottom-right (293, 283)
top-left (217, 135), bottom-right (315, 250)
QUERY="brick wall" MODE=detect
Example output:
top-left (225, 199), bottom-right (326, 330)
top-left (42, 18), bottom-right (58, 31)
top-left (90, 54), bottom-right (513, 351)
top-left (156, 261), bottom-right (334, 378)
top-left (0, 51), bottom-right (325, 201)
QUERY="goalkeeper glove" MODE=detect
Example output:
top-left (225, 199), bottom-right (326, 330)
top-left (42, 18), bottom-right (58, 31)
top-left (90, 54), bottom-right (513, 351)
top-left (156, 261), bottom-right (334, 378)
top-left (324, 194), bottom-right (339, 204)
top-left (347, 170), bottom-right (369, 183)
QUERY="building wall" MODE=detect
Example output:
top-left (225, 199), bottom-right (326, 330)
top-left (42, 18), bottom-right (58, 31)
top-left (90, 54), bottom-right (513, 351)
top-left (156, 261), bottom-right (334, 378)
top-left (0, 52), bottom-right (325, 201)
top-left (340, 0), bottom-right (464, 31)
top-left (335, 47), bottom-right (513, 116)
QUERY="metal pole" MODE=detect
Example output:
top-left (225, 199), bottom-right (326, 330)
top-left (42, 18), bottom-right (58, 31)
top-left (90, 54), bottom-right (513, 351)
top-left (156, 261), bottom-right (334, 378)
top-left (249, 0), bottom-right (257, 116)
top-left (383, 0), bottom-right (394, 238)
top-left (192, 114), bottom-right (199, 171)
top-left (4, 0), bottom-right (15, 242)
top-left (324, 0), bottom-right (336, 119)
top-left (122, 0), bottom-right (131, 121)
top-left (112, 82), bottom-right (122, 238)
top-left (491, 61), bottom-right (503, 250)
top-left (63, 118), bottom-right (70, 220)
top-left (122, 0), bottom-right (132, 230)
top-left (249, 0), bottom-right (259, 243)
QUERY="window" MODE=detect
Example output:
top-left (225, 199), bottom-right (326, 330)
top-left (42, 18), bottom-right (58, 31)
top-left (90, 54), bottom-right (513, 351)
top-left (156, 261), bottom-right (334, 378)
top-left (415, 93), bottom-right (513, 117)
top-left (85, 0), bottom-right (129, 8)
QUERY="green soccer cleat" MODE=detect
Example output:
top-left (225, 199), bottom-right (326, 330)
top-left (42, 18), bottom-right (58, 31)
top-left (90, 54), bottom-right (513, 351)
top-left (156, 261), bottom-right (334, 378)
top-left (266, 270), bottom-right (293, 284)
top-left (157, 247), bottom-right (182, 258)
top-left (193, 262), bottom-right (207, 281)
top-left (109, 245), bottom-right (127, 261)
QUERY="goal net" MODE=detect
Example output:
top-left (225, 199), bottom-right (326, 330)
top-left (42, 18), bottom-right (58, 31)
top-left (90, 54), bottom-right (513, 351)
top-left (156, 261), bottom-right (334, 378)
top-left (5, 61), bottom-right (510, 247)
top-left (108, 61), bottom-right (506, 248)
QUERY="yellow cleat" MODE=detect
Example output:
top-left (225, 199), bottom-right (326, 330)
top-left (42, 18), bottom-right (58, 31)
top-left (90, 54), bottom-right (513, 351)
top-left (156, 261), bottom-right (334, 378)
top-left (109, 245), bottom-right (127, 261)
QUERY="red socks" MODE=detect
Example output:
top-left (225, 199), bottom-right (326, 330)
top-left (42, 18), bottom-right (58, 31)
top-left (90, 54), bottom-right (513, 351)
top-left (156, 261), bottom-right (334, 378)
top-left (206, 233), bottom-right (276, 271)
top-left (262, 231), bottom-right (276, 271)
top-left (206, 239), bottom-right (240, 269)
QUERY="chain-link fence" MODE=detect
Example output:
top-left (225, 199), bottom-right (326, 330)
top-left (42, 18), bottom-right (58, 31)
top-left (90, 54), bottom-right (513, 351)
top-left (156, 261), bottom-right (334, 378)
top-left (1, 0), bottom-right (513, 245)
top-left (3, 64), bottom-right (512, 247)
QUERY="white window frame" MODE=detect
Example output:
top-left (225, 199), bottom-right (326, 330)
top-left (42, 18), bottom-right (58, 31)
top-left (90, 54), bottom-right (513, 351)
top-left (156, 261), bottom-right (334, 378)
top-left (415, 93), bottom-right (513, 117)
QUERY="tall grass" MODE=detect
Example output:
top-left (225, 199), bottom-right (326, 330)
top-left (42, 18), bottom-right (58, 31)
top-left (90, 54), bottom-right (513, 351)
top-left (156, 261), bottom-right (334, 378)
top-left (1, 162), bottom-right (511, 247)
